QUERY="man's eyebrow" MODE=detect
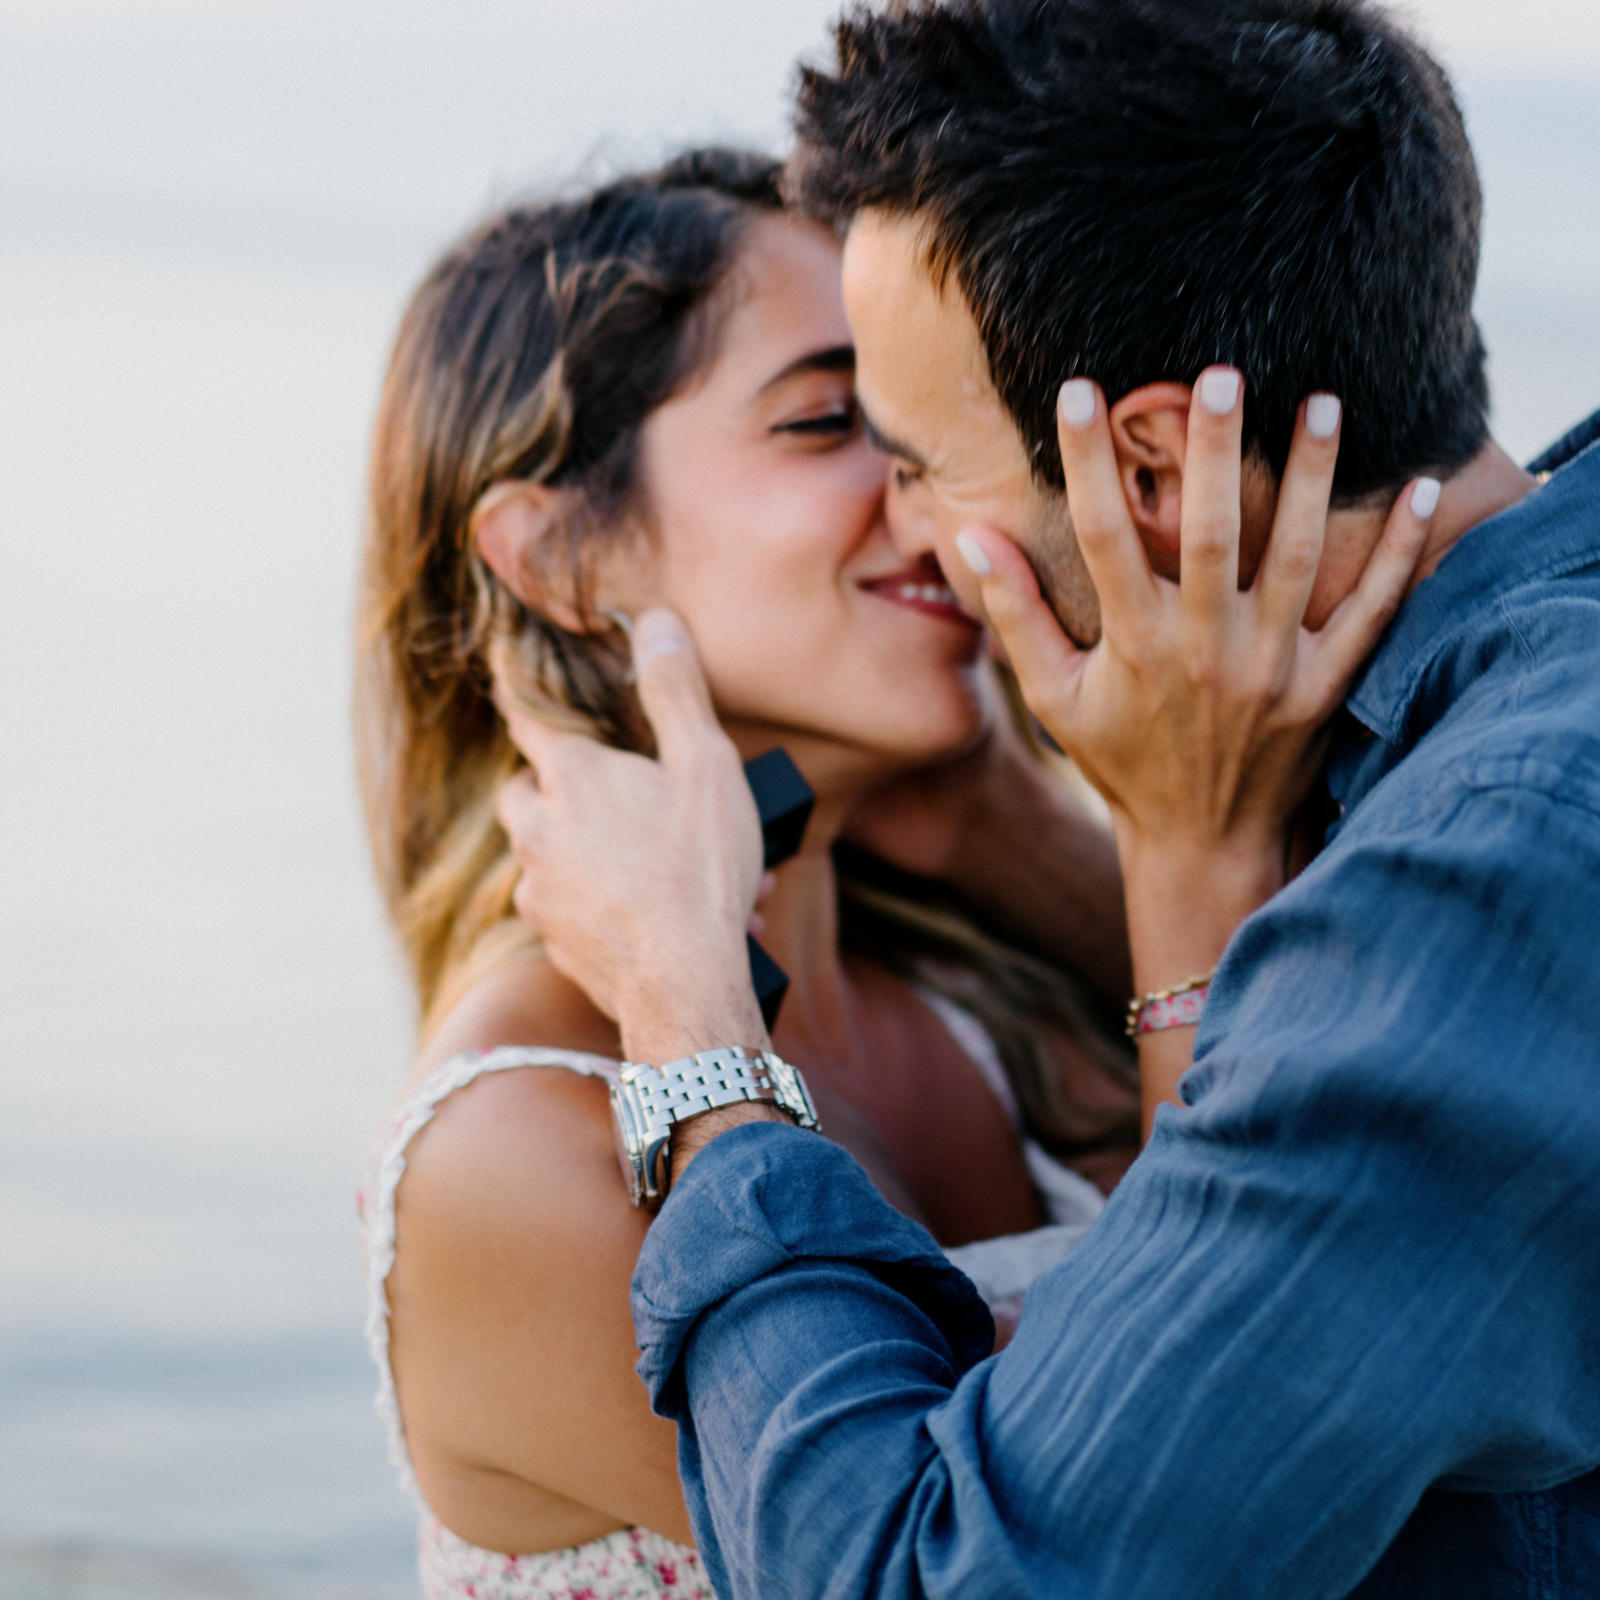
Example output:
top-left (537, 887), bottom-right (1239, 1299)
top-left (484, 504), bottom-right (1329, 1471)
top-left (859, 404), bottom-right (929, 471)
top-left (756, 344), bottom-right (856, 395)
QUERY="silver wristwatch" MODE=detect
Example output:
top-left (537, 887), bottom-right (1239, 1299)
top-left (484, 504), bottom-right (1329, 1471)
top-left (610, 1046), bottom-right (820, 1210)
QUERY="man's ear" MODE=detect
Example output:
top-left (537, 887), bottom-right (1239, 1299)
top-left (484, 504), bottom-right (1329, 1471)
top-left (1105, 382), bottom-right (1193, 575)
top-left (471, 481), bottom-right (586, 631)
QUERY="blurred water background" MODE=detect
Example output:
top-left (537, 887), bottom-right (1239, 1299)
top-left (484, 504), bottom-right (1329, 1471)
top-left (1, 2), bottom-right (1597, 1595)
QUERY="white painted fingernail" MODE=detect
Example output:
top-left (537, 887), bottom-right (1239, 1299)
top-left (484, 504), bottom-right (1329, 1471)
top-left (1058, 379), bottom-right (1096, 431)
top-left (955, 531), bottom-right (991, 577)
top-left (1306, 394), bottom-right (1342, 439)
top-left (1199, 368), bottom-right (1241, 415)
top-left (1409, 477), bottom-right (1441, 518)
top-left (635, 609), bottom-right (688, 661)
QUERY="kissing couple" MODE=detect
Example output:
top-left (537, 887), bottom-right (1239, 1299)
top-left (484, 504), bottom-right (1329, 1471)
top-left (356, 1), bottom-right (1600, 1596)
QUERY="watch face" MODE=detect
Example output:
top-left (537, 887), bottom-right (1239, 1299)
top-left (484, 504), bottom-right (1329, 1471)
top-left (609, 1083), bottom-right (646, 1207)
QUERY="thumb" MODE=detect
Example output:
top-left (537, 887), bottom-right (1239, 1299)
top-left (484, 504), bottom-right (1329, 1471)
top-left (954, 527), bottom-right (1086, 717)
top-left (632, 607), bottom-right (721, 766)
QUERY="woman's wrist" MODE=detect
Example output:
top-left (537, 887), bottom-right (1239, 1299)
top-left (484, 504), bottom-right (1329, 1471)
top-left (1114, 826), bottom-right (1286, 996)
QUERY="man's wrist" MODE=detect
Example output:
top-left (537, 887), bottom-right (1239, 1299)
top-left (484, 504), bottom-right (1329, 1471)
top-left (616, 931), bottom-right (778, 1191)
top-left (668, 1101), bottom-right (791, 1186)
top-left (616, 934), bottom-right (771, 1067)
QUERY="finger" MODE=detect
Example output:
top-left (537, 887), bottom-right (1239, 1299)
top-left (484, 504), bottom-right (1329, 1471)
top-left (1055, 378), bottom-right (1160, 631)
top-left (954, 524), bottom-right (1087, 731)
top-left (630, 608), bottom-right (723, 768)
top-left (500, 702), bottom-right (589, 786)
top-left (1178, 365), bottom-right (1246, 632)
top-left (1254, 392), bottom-right (1342, 643)
top-left (494, 768), bottom-right (547, 858)
top-left (510, 865), bottom-right (542, 929)
top-left (1306, 475), bottom-right (1439, 710)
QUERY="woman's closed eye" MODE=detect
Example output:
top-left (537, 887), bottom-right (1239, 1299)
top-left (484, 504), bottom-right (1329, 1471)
top-left (772, 402), bottom-right (860, 441)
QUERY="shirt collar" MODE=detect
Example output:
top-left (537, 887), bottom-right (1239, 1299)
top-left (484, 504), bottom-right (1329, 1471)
top-left (1342, 417), bottom-right (1600, 745)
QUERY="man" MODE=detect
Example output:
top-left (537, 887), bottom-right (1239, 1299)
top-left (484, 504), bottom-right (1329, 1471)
top-left (498, 0), bottom-right (1600, 1593)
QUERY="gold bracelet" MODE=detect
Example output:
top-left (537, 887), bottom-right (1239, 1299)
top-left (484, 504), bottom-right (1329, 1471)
top-left (1125, 970), bottom-right (1217, 1038)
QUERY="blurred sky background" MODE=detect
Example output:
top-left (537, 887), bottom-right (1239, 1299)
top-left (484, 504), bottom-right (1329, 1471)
top-left (1, 2), bottom-right (1597, 1595)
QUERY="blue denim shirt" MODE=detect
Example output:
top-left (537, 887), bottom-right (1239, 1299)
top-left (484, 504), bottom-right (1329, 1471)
top-left (632, 417), bottom-right (1600, 1600)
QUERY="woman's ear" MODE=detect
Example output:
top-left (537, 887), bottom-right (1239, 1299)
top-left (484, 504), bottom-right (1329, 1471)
top-left (1105, 382), bottom-right (1192, 576)
top-left (471, 481), bottom-right (586, 631)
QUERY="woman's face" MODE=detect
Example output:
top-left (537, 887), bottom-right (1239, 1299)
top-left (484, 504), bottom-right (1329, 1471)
top-left (621, 215), bottom-right (988, 791)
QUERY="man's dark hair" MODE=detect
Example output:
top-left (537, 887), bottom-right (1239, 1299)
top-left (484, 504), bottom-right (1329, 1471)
top-left (791, 0), bottom-right (1489, 498)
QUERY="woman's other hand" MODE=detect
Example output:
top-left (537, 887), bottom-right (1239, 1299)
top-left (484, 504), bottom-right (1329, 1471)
top-left (954, 372), bottom-right (1436, 1129)
top-left (495, 609), bottom-right (769, 1063)
top-left (958, 370), bottom-right (1434, 885)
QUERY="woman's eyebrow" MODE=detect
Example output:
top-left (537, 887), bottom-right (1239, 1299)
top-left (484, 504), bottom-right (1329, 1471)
top-left (755, 344), bottom-right (856, 395)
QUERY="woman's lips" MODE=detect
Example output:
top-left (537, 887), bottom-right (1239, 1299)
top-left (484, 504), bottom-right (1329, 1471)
top-left (859, 571), bottom-right (982, 629)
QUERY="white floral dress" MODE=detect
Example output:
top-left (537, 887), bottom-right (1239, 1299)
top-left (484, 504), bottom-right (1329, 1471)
top-left (359, 1002), bottom-right (1106, 1599)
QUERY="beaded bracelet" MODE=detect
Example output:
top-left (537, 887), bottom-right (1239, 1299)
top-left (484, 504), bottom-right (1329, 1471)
top-left (1124, 970), bottom-right (1215, 1038)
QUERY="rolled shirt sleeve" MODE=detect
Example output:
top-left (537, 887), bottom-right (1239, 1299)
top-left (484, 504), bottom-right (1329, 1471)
top-left (632, 769), bottom-right (1600, 1600)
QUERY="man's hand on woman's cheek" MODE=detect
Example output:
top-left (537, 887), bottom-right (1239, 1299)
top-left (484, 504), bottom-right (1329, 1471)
top-left (495, 608), bottom-right (770, 1065)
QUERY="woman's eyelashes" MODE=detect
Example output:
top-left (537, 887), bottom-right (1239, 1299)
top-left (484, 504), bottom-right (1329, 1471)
top-left (893, 463), bottom-right (923, 491)
top-left (772, 402), bottom-right (860, 441)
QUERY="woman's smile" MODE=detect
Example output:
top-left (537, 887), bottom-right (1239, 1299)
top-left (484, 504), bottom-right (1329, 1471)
top-left (858, 562), bottom-right (983, 632)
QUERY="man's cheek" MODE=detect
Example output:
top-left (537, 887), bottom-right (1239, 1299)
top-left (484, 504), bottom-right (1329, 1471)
top-left (1025, 520), bottom-right (1103, 649)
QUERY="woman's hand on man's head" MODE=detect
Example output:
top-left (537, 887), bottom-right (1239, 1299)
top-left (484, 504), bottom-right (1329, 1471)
top-left (955, 372), bottom-right (1438, 1128)
top-left (495, 609), bottom-right (770, 1066)
top-left (953, 370), bottom-right (1437, 881)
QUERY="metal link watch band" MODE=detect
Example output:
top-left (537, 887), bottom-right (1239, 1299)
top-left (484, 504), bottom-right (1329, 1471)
top-left (611, 1046), bottom-right (820, 1209)
top-left (622, 1046), bottom-right (819, 1130)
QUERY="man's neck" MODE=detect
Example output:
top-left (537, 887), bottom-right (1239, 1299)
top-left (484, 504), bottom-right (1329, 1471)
top-left (1309, 437), bottom-right (1536, 628)
top-left (1412, 438), bottom-right (1539, 589)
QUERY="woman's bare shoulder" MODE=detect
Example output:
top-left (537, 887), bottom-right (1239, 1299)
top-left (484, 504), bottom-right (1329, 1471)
top-left (395, 941), bottom-right (628, 1280)
top-left (387, 948), bottom-right (688, 1545)
top-left (392, 939), bottom-right (631, 1353)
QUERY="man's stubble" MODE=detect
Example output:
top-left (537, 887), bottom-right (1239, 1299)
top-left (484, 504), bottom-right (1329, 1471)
top-left (1024, 490), bottom-right (1103, 650)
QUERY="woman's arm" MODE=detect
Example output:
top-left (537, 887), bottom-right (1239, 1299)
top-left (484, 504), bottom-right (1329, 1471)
top-left (388, 956), bottom-right (696, 1553)
top-left (958, 373), bottom-right (1435, 1135)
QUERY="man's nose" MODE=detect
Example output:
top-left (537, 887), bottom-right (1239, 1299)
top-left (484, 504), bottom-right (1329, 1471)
top-left (884, 478), bottom-right (938, 565)
top-left (885, 487), bottom-right (988, 616)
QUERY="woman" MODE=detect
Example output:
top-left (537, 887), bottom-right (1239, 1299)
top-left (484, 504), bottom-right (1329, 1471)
top-left (357, 149), bottom-right (1144, 1600)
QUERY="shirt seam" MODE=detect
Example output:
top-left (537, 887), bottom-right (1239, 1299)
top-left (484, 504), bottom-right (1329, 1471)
top-left (1497, 594), bottom-right (1538, 670)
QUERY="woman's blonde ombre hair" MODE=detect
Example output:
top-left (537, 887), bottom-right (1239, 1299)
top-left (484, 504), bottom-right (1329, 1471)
top-left (357, 147), bottom-right (1136, 1160)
